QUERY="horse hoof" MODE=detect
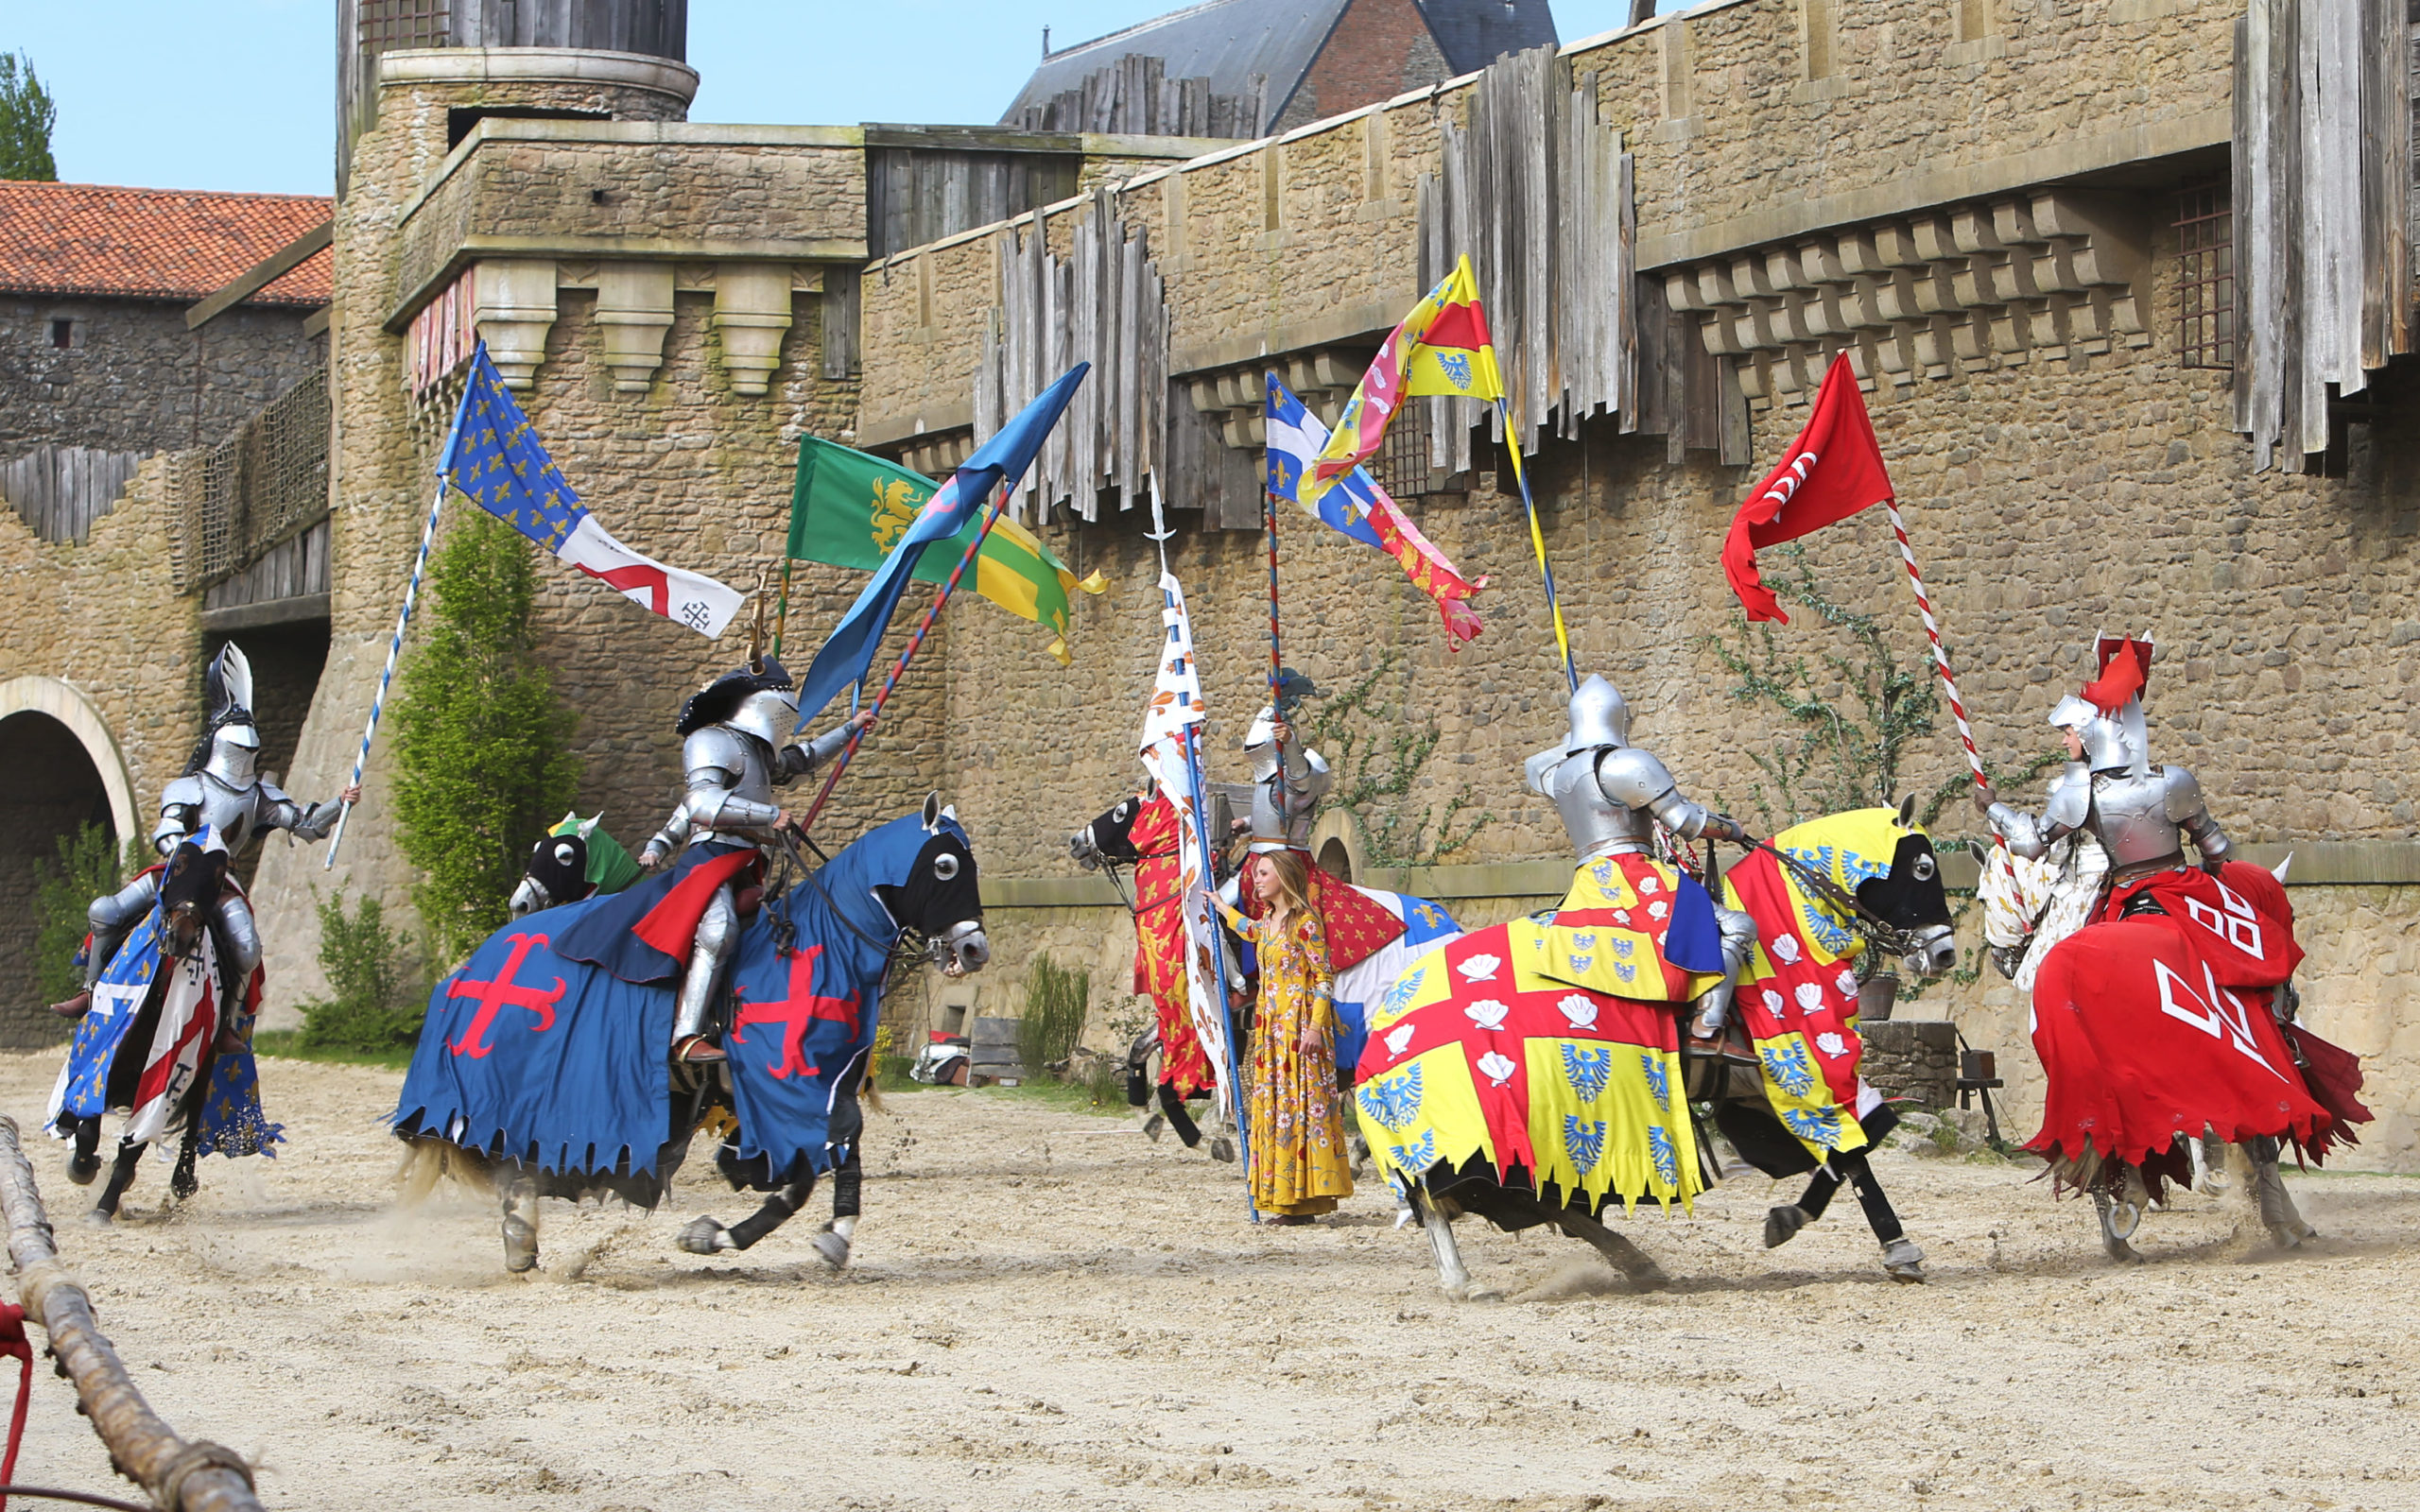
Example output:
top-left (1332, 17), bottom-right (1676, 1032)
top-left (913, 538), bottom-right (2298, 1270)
top-left (678, 1216), bottom-right (731, 1256)
top-left (2268, 1223), bottom-right (2312, 1251)
top-left (1207, 1136), bottom-right (1236, 1164)
top-left (811, 1228), bottom-right (851, 1270)
top-left (1764, 1204), bottom-right (1811, 1249)
top-left (502, 1215), bottom-right (539, 1273)
top-left (1881, 1238), bottom-right (1927, 1283)
top-left (1140, 1113), bottom-right (1167, 1143)
top-left (1443, 1281), bottom-right (1502, 1303)
top-left (66, 1155), bottom-right (99, 1188)
top-left (80, 1209), bottom-right (113, 1228)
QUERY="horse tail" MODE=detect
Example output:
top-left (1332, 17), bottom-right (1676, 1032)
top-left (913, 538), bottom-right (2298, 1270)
top-left (394, 1138), bottom-right (496, 1206)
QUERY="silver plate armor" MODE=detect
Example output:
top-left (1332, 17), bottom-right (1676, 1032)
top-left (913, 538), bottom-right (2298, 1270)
top-left (1243, 705), bottom-right (1331, 852)
top-left (1530, 675), bottom-right (1756, 1032)
top-left (154, 771), bottom-right (341, 858)
top-left (648, 722), bottom-right (851, 855)
top-left (1990, 763), bottom-right (2230, 873)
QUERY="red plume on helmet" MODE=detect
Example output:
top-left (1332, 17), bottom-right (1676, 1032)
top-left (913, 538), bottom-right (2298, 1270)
top-left (2081, 635), bottom-right (2152, 715)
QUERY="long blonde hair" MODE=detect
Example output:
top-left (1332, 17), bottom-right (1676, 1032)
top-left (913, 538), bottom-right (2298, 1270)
top-left (1252, 849), bottom-right (1314, 921)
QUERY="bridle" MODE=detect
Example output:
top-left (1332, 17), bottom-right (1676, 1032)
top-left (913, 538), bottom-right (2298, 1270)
top-left (1746, 837), bottom-right (1935, 962)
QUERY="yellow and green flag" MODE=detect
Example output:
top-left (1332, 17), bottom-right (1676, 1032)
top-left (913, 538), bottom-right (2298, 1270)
top-left (788, 436), bottom-right (1106, 663)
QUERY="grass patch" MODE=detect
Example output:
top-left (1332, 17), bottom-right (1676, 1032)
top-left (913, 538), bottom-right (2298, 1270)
top-left (251, 1029), bottom-right (418, 1071)
top-left (967, 1077), bottom-right (1129, 1117)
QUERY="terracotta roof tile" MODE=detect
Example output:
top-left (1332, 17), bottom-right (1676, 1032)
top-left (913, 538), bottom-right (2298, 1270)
top-left (0, 180), bottom-right (333, 306)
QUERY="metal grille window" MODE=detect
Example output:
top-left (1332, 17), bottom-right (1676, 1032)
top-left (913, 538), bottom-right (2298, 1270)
top-left (2175, 182), bottom-right (2234, 370)
top-left (1366, 407), bottom-right (1455, 498)
top-left (358, 0), bottom-right (448, 53)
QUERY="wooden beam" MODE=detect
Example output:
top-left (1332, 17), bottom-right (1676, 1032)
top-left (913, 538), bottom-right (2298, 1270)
top-left (0, 1116), bottom-right (266, 1511)
top-left (185, 218), bottom-right (332, 331)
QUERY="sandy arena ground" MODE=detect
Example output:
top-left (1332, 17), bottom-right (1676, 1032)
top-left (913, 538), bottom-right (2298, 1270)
top-left (0, 1049), bottom-right (2414, 1512)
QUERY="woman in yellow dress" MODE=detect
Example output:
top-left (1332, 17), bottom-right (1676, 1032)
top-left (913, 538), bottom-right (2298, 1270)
top-left (1217, 849), bottom-right (1355, 1223)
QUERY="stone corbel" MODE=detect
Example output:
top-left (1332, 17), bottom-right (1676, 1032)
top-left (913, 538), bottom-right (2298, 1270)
top-left (473, 259), bottom-right (559, 390)
top-left (595, 263), bottom-right (676, 394)
top-left (712, 264), bottom-right (795, 398)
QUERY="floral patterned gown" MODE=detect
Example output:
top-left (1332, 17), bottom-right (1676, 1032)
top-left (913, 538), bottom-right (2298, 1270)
top-left (1220, 901), bottom-right (1356, 1217)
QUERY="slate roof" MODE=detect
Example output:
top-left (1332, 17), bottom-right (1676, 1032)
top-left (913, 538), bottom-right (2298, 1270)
top-left (0, 180), bottom-right (333, 306)
top-left (1002, 0), bottom-right (1559, 138)
top-left (1005, 0), bottom-right (1352, 137)
top-left (1417, 0), bottom-right (1560, 76)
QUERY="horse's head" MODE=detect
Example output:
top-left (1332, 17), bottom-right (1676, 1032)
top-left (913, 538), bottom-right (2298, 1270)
top-left (510, 832), bottom-right (589, 921)
top-left (1069, 792), bottom-right (1150, 869)
top-left (157, 839), bottom-right (230, 961)
top-left (1773, 797), bottom-right (1957, 978)
top-left (873, 794), bottom-right (989, 977)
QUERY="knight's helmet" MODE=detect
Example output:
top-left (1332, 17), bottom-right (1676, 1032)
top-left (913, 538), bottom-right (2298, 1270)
top-left (1242, 667), bottom-right (1321, 783)
top-left (677, 656), bottom-right (800, 747)
top-left (2047, 635), bottom-right (2152, 778)
top-left (199, 643), bottom-right (261, 786)
top-left (1523, 673), bottom-right (1631, 795)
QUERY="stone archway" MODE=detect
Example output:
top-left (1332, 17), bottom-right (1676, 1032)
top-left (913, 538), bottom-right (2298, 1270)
top-left (0, 686), bottom-right (128, 1045)
top-left (0, 678), bottom-right (135, 843)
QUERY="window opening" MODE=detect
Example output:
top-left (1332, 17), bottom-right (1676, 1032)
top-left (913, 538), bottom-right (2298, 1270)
top-left (49, 319), bottom-right (71, 349)
top-left (2175, 181), bottom-right (2234, 371)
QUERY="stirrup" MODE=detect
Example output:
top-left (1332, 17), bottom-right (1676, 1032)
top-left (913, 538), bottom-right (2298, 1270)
top-left (674, 1035), bottom-right (727, 1064)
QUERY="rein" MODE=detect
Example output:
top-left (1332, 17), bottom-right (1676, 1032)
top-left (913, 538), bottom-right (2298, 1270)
top-left (1750, 838), bottom-right (1928, 960)
top-left (772, 832), bottom-right (908, 966)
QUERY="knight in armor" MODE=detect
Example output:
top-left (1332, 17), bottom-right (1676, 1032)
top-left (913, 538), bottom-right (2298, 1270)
top-left (1524, 675), bottom-right (1757, 1037)
top-left (1977, 638), bottom-right (2353, 1256)
top-left (1240, 669), bottom-right (1330, 859)
top-left (50, 644), bottom-right (356, 1020)
top-left (629, 658), bottom-right (873, 1063)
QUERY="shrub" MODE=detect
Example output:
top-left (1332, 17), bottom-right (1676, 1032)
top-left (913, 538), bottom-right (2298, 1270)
top-left (296, 892), bottom-right (425, 1053)
top-left (30, 823), bottom-right (136, 1005)
top-left (389, 511), bottom-right (579, 964)
top-left (1018, 954), bottom-right (1089, 1075)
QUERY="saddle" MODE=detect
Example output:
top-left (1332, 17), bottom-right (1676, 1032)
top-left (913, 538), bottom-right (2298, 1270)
top-left (1678, 1011), bottom-right (1761, 1103)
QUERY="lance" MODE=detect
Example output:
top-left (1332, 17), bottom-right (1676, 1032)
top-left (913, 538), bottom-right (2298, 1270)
top-left (1493, 396), bottom-right (1579, 694)
top-left (791, 481), bottom-right (1013, 838)
top-left (326, 393), bottom-right (470, 868)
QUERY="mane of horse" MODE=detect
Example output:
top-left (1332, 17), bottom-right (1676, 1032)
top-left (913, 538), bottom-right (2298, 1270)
top-left (1767, 807), bottom-right (1923, 957)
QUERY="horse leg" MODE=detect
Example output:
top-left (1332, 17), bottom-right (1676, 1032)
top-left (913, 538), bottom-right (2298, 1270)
top-left (499, 1168), bottom-right (541, 1273)
top-left (66, 1116), bottom-right (102, 1187)
top-left (1551, 1208), bottom-right (1670, 1292)
top-left (2092, 1162), bottom-right (2148, 1263)
top-left (88, 1139), bottom-right (144, 1224)
top-left (810, 1150), bottom-right (862, 1270)
top-left (2241, 1137), bottom-right (2316, 1248)
top-left (1824, 1148), bottom-right (1925, 1282)
top-left (1411, 1189), bottom-right (1491, 1300)
top-left (679, 1175), bottom-right (815, 1256)
top-left (1767, 1163), bottom-right (1841, 1249)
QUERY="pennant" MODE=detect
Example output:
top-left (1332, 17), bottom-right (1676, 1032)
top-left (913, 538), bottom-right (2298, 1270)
top-left (1310, 255), bottom-right (1505, 504)
top-left (441, 345), bottom-right (743, 638)
top-left (793, 364), bottom-right (1089, 730)
top-left (1720, 354), bottom-right (1896, 624)
top-left (1264, 374), bottom-right (1486, 644)
top-left (788, 435), bottom-right (1107, 663)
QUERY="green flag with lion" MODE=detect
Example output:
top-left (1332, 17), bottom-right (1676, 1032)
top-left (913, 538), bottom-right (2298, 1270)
top-left (787, 435), bottom-right (1106, 663)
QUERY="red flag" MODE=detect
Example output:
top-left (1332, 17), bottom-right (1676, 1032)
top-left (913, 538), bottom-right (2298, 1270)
top-left (1720, 355), bottom-right (1895, 623)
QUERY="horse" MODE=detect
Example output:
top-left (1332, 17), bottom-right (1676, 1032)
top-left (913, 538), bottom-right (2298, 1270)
top-left (1355, 802), bottom-right (1956, 1299)
top-left (508, 811), bottom-right (640, 920)
top-left (46, 834), bottom-right (285, 1223)
top-left (1983, 850), bottom-right (2367, 1261)
top-left (394, 796), bottom-right (988, 1274)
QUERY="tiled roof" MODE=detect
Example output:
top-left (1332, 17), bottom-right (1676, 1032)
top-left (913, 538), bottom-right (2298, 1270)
top-left (0, 180), bottom-right (333, 306)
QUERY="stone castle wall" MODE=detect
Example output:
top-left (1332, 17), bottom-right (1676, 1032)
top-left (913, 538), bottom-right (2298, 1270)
top-left (0, 298), bottom-right (323, 460)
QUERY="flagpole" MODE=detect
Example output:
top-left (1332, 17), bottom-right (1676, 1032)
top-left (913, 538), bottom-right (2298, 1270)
top-left (771, 557), bottom-right (795, 660)
top-left (1493, 397), bottom-right (1579, 693)
top-left (792, 482), bottom-right (1013, 838)
top-left (326, 398), bottom-right (469, 869)
top-left (1182, 696), bottom-right (1255, 1223)
top-left (1262, 485), bottom-right (1286, 748)
top-left (1881, 499), bottom-right (2018, 885)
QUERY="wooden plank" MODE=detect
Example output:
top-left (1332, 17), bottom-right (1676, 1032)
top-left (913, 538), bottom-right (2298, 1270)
top-left (185, 219), bottom-right (332, 331)
top-left (2314, 0), bottom-right (2364, 409)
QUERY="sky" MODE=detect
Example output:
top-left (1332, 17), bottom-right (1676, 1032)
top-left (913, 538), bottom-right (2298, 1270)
top-left (4, 0), bottom-right (1666, 197)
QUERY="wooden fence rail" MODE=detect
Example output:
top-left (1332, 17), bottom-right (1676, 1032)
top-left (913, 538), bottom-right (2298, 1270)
top-left (0, 1117), bottom-right (263, 1512)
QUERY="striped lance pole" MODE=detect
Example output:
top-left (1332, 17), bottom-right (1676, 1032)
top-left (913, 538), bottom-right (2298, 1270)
top-left (1262, 484), bottom-right (1285, 743)
top-left (324, 474), bottom-right (446, 868)
top-left (1494, 397), bottom-right (1579, 693)
top-left (793, 480), bottom-right (1014, 839)
top-left (1882, 500), bottom-right (2018, 882)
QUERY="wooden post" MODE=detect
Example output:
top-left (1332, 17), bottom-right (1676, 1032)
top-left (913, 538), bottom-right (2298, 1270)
top-left (0, 1117), bottom-right (264, 1512)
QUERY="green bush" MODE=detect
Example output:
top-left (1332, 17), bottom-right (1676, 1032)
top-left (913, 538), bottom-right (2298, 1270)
top-left (389, 512), bottom-right (579, 964)
top-left (1018, 954), bottom-right (1089, 1075)
top-left (296, 892), bottom-right (425, 1053)
top-left (30, 823), bottom-right (135, 1005)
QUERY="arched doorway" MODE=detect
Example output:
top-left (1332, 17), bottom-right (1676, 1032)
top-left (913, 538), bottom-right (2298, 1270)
top-left (1317, 836), bottom-right (1355, 885)
top-left (0, 710), bottom-right (112, 1046)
